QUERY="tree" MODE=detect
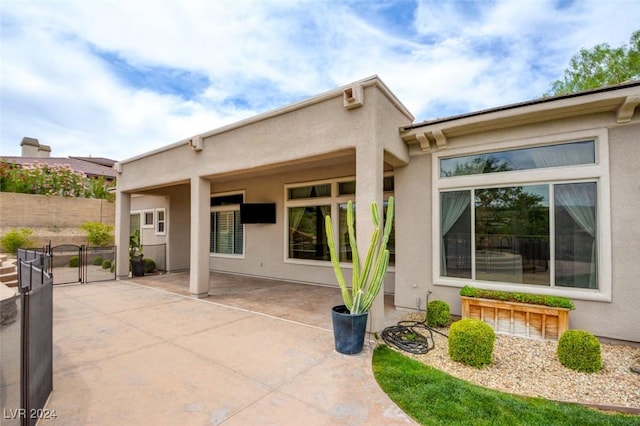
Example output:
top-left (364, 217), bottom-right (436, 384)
top-left (547, 30), bottom-right (640, 96)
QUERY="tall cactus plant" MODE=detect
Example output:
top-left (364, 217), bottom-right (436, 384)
top-left (325, 196), bottom-right (394, 315)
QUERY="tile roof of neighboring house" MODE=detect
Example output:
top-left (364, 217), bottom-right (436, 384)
top-left (68, 156), bottom-right (118, 168)
top-left (0, 156), bottom-right (117, 179)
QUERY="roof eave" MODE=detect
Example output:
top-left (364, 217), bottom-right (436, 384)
top-left (401, 80), bottom-right (640, 150)
top-left (117, 76), bottom-right (415, 166)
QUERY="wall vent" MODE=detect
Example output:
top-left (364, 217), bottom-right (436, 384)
top-left (343, 85), bottom-right (363, 110)
top-left (189, 136), bottom-right (204, 152)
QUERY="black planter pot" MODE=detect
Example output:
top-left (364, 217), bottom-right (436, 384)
top-left (331, 305), bottom-right (369, 355)
top-left (130, 255), bottom-right (144, 277)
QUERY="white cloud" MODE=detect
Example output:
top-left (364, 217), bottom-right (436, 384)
top-left (1, 0), bottom-right (638, 160)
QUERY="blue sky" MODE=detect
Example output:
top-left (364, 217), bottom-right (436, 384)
top-left (1, 0), bottom-right (638, 160)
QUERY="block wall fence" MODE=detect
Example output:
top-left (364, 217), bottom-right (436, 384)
top-left (0, 192), bottom-right (115, 248)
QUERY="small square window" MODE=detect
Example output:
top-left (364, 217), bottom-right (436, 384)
top-left (142, 210), bottom-right (154, 228)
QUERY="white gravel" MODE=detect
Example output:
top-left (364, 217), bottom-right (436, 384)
top-left (392, 316), bottom-right (640, 410)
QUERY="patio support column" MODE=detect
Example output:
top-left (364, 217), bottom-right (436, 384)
top-left (189, 176), bottom-right (211, 298)
top-left (115, 190), bottom-right (131, 279)
top-left (356, 138), bottom-right (385, 332)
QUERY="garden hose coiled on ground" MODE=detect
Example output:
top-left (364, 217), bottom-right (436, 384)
top-left (381, 291), bottom-right (448, 355)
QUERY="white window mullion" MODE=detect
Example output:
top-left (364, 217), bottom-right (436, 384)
top-left (549, 184), bottom-right (556, 288)
top-left (470, 188), bottom-right (476, 281)
top-left (213, 213), bottom-right (219, 252)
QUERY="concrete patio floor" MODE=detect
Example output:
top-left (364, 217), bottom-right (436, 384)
top-left (42, 273), bottom-right (417, 425)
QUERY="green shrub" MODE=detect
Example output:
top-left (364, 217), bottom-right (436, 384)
top-left (426, 300), bottom-right (450, 327)
top-left (557, 330), bottom-right (602, 373)
top-left (460, 286), bottom-right (575, 310)
top-left (448, 319), bottom-right (495, 368)
top-left (81, 222), bottom-right (114, 246)
top-left (101, 259), bottom-right (112, 270)
top-left (143, 258), bottom-right (156, 273)
top-left (0, 228), bottom-right (35, 254)
top-left (92, 256), bottom-right (104, 265)
top-left (69, 255), bottom-right (79, 267)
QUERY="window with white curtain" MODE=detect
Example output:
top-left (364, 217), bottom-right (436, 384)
top-left (210, 193), bottom-right (244, 256)
top-left (286, 182), bottom-right (332, 261)
top-left (435, 136), bottom-right (610, 297)
top-left (285, 176), bottom-right (395, 264)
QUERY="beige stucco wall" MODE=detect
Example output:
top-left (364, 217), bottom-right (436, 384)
top-left (131, 194), bottom-right (170, 245)
top-left (129, 185), bottom-right (190, 272)
top-left (393, 154), bottom-right (432, 310)
top-left (206, 161), bottom-right (400, 291)
top-left (598, 123), bottom-right (640, 342)
top-left (395, 112), bottom-right (640, 343)
top-left (117, 82), bottom-right (411, 193)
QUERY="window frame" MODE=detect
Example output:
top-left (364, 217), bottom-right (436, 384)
top-left (143, 209), bottom-right (154, 228)
top-left (431, 129), bottom-right (611, 302)
top-left (284, 178), bottom-right (336, 265)
top-left (155, 208), bottom-right (166, 236)
top-left (284, 174), bottom-right (395, 268)
top-left (210, 190), bottom-right (245, 259)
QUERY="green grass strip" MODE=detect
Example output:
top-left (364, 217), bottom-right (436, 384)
top-left (372, 345), bottom-right (640, 426)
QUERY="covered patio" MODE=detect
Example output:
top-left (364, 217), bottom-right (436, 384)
top-left (114, 77), bottom-right (415, 333)
top-left (130, 271), bottom-right (410, 330)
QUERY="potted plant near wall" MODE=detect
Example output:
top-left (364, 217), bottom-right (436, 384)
top-left (129, 230), bottom-right (144, 277)
top-left (325, 196), bottom-right (394, 354)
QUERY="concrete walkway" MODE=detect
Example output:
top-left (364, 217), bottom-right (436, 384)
top-left (43, 279), bottom-right (416, 425)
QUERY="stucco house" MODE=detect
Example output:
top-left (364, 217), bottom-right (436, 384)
top-left (114, 76), bottom-right (640, 343)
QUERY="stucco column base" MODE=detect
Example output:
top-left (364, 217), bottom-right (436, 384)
top-left (190, 292), bottom-right (210, 299)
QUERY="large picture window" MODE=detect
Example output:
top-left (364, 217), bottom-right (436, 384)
top-left (435, 135), bottom-right (610, 298)
top-left (210, 193), bottom-right (244, 256)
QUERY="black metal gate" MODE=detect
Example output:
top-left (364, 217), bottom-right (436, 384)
top-left (50, 244), bottom-right (116, 284)
top-left (84, 245), bottom-right (117, 283)
top-left (50, 244), bottom-right (81, 285)
top-left (16, 248), bottom-right (53, 426)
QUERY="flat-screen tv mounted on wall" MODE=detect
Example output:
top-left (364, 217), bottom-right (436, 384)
top-left (240, 203), bottom-right (276, 224)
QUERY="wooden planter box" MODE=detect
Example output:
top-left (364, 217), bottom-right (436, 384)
top-left (461, 296), bottom-right (570, 340)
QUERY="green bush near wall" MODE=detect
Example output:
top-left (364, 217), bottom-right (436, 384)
top-left (69, 255), bottom-right (79, 267)
top-left (427, 300), bottom-right (451, 327)
top-left (448, 318), bottom-right (495, 368)
top-left (143, 258), bottom-right (156, 273)
top-left (557, 330), bottom-right (602, 373)
top-left (0, 228), bottom-right (35, 254)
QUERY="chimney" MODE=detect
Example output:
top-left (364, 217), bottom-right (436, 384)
top-left (21, 137), bottom-right (40, 157)
top-left (37, 144), bottom-right (51, 158)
